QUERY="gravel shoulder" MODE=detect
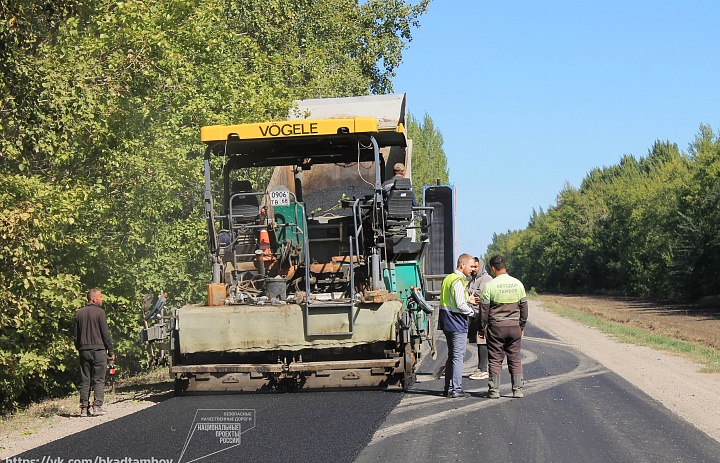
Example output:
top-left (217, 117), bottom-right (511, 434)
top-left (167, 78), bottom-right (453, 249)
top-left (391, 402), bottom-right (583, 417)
top-left (2, 296), bottom-right (719, 458)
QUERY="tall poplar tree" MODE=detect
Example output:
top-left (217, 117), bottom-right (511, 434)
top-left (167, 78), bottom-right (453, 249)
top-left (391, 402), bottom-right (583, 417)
top-left (407, 113), bottom-right (449, 204)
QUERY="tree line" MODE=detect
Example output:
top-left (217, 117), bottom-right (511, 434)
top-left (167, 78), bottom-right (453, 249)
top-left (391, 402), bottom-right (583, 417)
top-left (0, 0), bottom-right (438, 413)
top-left (487, 126), bottom-right (720, 301)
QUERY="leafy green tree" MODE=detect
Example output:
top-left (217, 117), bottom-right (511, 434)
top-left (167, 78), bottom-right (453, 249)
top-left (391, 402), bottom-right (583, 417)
top-left (407, 112), bottom-right (449, 204)
top-left (227, 0), bottom-right (429, 98)
top-left (0, 0), bottom-right (430, 412)
top-left (485, 229), bottom-right (523, 270)
top-left (0, 176), bottom-right (84, 410)
top-left (487, 129), bottom-right (717, 301)
top-left (675, 125), bottom-right (720, 298)
top-left (624, 141), bottom-right (687, 295)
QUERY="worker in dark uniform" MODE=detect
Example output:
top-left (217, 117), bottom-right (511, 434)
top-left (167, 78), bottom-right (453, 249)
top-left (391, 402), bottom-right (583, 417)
top-left (74, 288), bottom-right (115, 416)
top-left (382, 162), bottom-right (417, 207)
top-left (480, 255), bottom-right (528, 398)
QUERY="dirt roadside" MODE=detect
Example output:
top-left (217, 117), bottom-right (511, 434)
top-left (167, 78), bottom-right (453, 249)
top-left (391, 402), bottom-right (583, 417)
top-left (1, 295), bottom-right (719, 458)
top-left (539, 294), bottom-right (720, 350)
top-left (0, 370), bottom-right (175, 459)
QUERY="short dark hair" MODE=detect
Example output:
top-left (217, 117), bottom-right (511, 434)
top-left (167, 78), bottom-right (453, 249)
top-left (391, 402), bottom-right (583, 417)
top-left (489, 255), bottom-right (506, 270)
top-left (87, 288), bottom-right (101, 302)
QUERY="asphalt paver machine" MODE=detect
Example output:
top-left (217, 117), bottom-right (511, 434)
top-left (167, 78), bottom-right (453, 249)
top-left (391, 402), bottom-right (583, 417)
top-left (143, 94), bottom-right (436, 393)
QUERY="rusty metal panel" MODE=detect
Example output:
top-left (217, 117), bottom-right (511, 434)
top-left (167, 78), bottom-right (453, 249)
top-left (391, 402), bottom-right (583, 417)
top-left (285, 94), bottom-right (408, 196)
top-left (172, 364), bottom-right (284, 374)
top-left (361, 290), bottom-right (399, 304)
top-left (287, 358), bottom-right (399, 372)
top-left (309, 262), bottom-right (341, 273)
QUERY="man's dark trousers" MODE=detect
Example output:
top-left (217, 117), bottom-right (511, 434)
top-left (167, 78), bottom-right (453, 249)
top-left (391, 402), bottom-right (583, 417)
top-left (486, 324), bottom-right (522, 375)
top-left (79, 349), bottom-right (107, 408)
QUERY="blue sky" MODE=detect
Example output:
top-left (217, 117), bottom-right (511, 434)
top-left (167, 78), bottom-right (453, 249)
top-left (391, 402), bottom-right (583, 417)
top-left (394, 1), bottom-right (720, 257)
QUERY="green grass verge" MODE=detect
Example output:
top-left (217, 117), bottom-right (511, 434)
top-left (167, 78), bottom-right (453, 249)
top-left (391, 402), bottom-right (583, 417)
top-left (540, 299), bottom-right (720, 373)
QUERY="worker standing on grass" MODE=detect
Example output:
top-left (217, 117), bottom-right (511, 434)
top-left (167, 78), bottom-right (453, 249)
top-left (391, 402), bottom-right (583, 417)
top-left (467, 257), bottom-right (493, 380)
top-left (480, 255), bottom-right (528, 399)
top-left (439, 253), bottom-right (479, 398)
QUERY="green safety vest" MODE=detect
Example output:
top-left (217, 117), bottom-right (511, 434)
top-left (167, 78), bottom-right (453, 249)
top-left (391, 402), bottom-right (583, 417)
top-left (440, 272), bottom-right (468, 312)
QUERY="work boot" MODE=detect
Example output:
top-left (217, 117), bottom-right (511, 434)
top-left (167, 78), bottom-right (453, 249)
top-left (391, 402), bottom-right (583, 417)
top-left (511, 374), bottom-right (524, 398)
top-left (488, 374), bottom-right (501, 399)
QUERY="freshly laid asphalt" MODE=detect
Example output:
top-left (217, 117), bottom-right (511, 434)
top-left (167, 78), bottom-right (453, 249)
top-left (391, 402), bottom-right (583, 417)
top-left (14, 390), bottom-right (402, 462)
top-left (14, 324), bottom-right (720, 463)
top-left (357, 325), bottom-right (720, 463)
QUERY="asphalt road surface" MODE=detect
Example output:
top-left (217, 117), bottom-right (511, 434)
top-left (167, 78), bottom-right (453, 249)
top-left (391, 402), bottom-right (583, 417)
top-left (357, 324), bottom-right (720, 463)
top-left (15, 324), bottom-right (720, 463)
top-left (12, 390), bottom-right (401, 463)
